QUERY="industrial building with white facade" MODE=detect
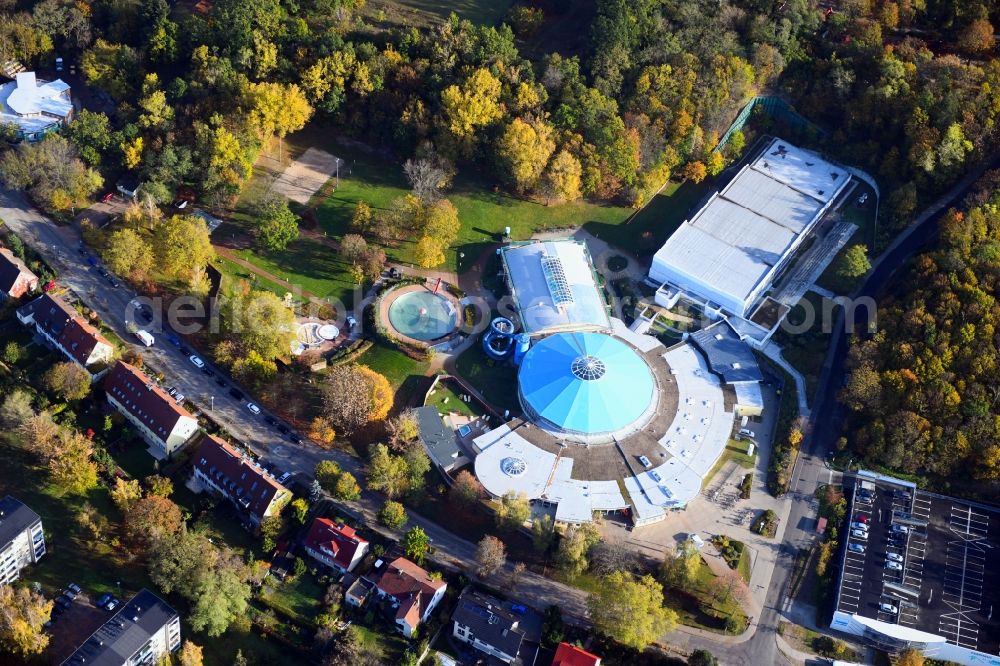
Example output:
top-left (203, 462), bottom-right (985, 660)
top-left (648, 137), bottom-right (853, 335)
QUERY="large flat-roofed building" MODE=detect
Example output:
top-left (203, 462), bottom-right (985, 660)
top-left (649, 138), bottom-right (851, 316)
top-left (831, 471), bottom-right (1000, 666)
top-left (500, 239), bottom-right (610, 336)
top-left (0, 72), bottom-right (73, 141)
top-left (61, 589), bottom-right (181, 666)
top-left (0, 496), bottom-right (45, 584)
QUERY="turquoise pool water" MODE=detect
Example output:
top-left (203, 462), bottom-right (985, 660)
top-left (387, 290), bottom-right (457, 341)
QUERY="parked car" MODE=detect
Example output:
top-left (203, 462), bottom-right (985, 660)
top-left (100, 191), bottom-right (114, 203)
top-left (229, 388), bottom-right (244, 401)
top-left (738, 428), bottom-right (755, 439)
top-left (879, 603), bottom-right (898, 614)
top-left (887, 553), bottom-right (904, 563)
top-left (173, 393), bottom-right (185, 404)
top-left (276, 471), bottom-right (292, 484)
top-left (277, 425), bottom-right (289, 435)
top-left (201, 367), bottom-right (213, 377)
top-left (891, 524), bottom-right (910, 535)
top-left (850, 521), bottom-right (869, 532)
top-left (265, 416), bottom-right (278, 427)
top-left (290, 434), bottom-right (304, 446)
top-left (62, 589), bottom-right (77, 601)
top-left (848, 543), bottom-right (866, 554)
top-left (850, 528), bottom-right (868, 540)
top-left (189, 355), bottom-right (205, 368)
top-left (885, 561), bottom-right (903, 571)
top-left (166, 387), bottom-right (177, 397)
top-left (54, 596), bottom-right (71, 610)
top-left (105, 597), bottom-right (119, 611)
top-left (638, 455), bottom-right (652, 468)
top-left (96, 593), bottom-right (113, 609)
top-left (856, 514), bottom-right (869, 524)
top-left (166, 334), bottom-right (181, 347)
top-left (67, 583), bottom-right (81, 595)
top-left (215, 377), bottom-right (227, 387)
top-left (246, 402), bottom-right (261, 415)
top-left (346, 314), bottom-right (358, 328)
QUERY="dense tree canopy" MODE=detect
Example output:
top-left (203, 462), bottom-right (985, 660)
top-left (842, 176), bottom-right (1000, 493)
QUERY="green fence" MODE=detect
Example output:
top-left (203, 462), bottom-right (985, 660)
top-left (717, 95), bottom-right (823, 151)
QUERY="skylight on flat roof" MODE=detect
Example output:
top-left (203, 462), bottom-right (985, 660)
top-left (540, 254), bottom-right (575, 307)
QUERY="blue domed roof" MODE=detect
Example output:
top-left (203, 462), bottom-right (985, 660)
top-left (518, 332), bottom-right (655, 436)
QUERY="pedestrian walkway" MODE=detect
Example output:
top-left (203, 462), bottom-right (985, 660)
top-left (773, 219), bottom-right (857, 307)
top-left (759, 341), bottom-right (811, 416)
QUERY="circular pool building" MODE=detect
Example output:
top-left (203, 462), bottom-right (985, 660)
top-left (517, 331), bottom-right (657, 442)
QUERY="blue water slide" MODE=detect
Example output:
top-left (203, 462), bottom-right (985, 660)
top-left (482, 317), bottom-right (517, 360)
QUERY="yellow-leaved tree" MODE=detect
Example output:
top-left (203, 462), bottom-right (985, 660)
top-left (497, 118), bottom-right (556, 193)
top-left (440, 68), bottom-right (503, 150)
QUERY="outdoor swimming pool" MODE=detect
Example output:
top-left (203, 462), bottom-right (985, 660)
top-left (387, 290), bottom-right (458, 341)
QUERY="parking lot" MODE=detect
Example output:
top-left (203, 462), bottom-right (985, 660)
top-left (837, 481), bottom-right (918, 621)
top-left (834, 473), bottom-right (1000, 656)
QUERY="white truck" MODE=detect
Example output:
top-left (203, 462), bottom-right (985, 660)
top-left (135, 330), bottom-right (154, 347)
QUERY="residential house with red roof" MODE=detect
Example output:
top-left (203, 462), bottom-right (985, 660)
top-left (17, 293), bottom-right (113, 380)
top-left (104, 361), bottom-right (198, 458)
top-left (0, 248), bottom-right (38, 301)
top-left (553, 642), bottom-right (602, 666)
top-left (302, 518), bottom-right (369, 573)
top-left (360, 557), bottom-right (447, 638)
top-left (192, 435), bottom-right (290, 527)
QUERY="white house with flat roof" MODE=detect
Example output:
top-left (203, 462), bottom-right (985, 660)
top-left (0, 72), bottom-right (73, 141)
top-left (649, 138), bottom-right (851, 317)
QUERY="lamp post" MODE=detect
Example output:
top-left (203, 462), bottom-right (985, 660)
top-left (210, 395), bottom-right (214, 411)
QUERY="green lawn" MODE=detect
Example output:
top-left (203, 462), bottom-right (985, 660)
top-left (199, 624), bottom-right (297, 666)
top-left (588, 179), bottom-right (711, 255)
top-left (260, 572), bottom-right (326, 626)
top-left (356, 340), bottom-right (429, 389)
top-left (0, 440), bottom-right (150, 600)
top-left (314, 150), bottom-right (635, 274)
top-left (233, 237), bottom-right (363, 308)
top-left (453, 342), bottom-right (519, 415)
top-left (665, 559), bottom-right (749, 634)
top-left (113, 440), bottom-right (158, 479)
top-left (213, 255), bottom-right (301, 301)
top-left (353, 622), bottom-right (411, 662)
top-left (425, 378), bottom-right (484, 418)
top-left (701, 440), bottom-right (758, 490)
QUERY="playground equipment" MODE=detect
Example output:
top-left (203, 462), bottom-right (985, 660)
top-left (482, 317), bottom-right (518, 360)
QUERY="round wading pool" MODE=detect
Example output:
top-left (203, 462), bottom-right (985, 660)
top-left (386, 290), bottom-right (458, 341)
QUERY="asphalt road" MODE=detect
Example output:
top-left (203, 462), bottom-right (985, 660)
top-left (0, 188), bottom-right (595, 628)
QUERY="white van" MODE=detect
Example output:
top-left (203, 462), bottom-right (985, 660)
top-left (135, 330), bottom-right (154, 346)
